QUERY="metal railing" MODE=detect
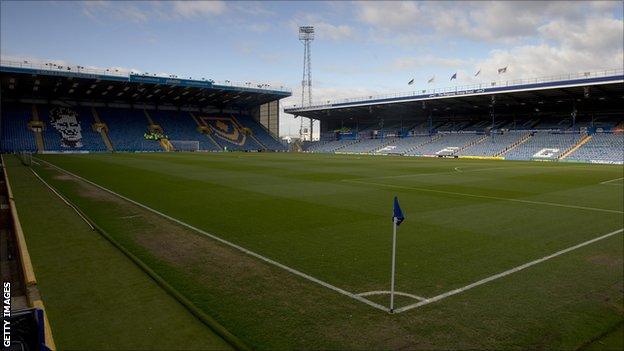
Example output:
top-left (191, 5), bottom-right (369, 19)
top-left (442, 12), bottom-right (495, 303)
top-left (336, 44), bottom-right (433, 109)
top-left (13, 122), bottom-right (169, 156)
top-left (286, 68), bottom-right (623, 110)
top-left (0, 60), bottom-right (291, 93)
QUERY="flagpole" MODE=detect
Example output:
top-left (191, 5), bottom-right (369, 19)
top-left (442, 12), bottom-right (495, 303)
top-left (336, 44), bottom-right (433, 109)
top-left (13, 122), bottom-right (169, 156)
top-left (390, 217), bottom-right (397, 313)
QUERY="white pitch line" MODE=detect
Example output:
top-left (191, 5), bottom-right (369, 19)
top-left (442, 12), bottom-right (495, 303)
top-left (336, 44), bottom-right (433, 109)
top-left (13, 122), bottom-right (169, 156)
top-left (395, 228), bottom-right (624, 313)
top-left (33, 157), bottom-right (390, 313)
top-left (357, 290), bottom-right (426, 301)
top-left (343, 179), bottom-right (623, 214)
top-left (30, 168), bottom-right (95, 230)
top-left (119, 214), bottom-right (142, 219)
top-left (600, 177), bottom-right (624, 185)
top-left (346, 166), bottom-right (516, 182)
top-left (346, 164), bottom-right (622, 182)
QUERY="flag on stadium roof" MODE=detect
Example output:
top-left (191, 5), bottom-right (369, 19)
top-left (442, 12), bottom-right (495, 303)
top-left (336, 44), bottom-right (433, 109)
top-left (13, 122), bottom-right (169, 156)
top-left (427, 76), bottom-right (435, 83)
top-left (475, 69), bottom-right (481, 77)
top-left (498, 66), bottom-right (508, 74)
top-left (450, 73), bottom-right (457, 80)
top-left (393, 196), bottom-right (405, 226)
top-left (408, 78), bottom-right (414, 85)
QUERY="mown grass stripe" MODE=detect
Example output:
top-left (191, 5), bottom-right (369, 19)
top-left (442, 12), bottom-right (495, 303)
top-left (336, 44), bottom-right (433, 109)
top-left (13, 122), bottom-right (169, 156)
top-left (30, 165), bottom-right (251, 351)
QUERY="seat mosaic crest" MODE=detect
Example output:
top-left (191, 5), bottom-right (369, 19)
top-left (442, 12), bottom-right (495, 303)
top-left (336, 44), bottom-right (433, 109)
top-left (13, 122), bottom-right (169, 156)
top-left (49, 107), bottom-right (83, 148)
top-left (201, 116), bottom-right (246, 146)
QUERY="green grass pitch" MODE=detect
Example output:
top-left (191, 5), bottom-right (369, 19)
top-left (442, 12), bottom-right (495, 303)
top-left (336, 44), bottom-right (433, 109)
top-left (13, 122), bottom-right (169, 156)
top-left (21, 152), bottom-right (624, 349)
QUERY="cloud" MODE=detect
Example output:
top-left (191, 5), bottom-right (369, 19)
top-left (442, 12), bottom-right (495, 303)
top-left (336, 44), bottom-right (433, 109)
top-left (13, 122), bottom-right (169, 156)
top-left (357, 1), bottom-right (421, 29)
top-left (170, 1), bottom-right (226, 19)
top-left (0, 54), bottom-right (143, 75)
top-left (539, 17), bottom-right (624, 53)
top-left (315, 22), bottom-right (354, 41)
top-left (81, 1), bottom-right (148, 23)
top-left (235, 41), bottom-right (256, 55)
top-left (355, 1), bottom-right (621, 44)
top-left (80, 1), bottom-right (228, 22)
top-left (389, 56), bottom-right (468, 71)
top-left (230, 2), bottom-right (275, 17)
top-left (249, 23), bottom-right (271, 33)
top-left (287, 12), bottom-right (355, 42)
top-left (81, 0), bottom-right (109, 20)
top-left (1, 55), bottom-right (71, 67)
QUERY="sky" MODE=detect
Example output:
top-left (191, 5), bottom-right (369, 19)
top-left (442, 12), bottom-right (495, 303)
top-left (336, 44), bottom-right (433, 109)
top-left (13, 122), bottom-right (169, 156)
top-left (1, 0), bottom-right (623, 138)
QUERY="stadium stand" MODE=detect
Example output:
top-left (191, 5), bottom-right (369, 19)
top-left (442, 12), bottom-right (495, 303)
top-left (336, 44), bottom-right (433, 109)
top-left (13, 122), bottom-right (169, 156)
top-left (565, 132), bottom-right (624, 163)
top-left (236, 115), bottom-right (287, 151)
top-left (406, 133), bottom-right (484, 156)
top-left (503, 131), bottom-right (584, 160)
top-left (0, 103), bottom-right (38, 152)
top-left (376, 135), bottom-right (438, 154)
top-left (96, 107), bottom-right (162, 152)
top-left (457, 132), bottom-right (526, 157)
top-left (148, 110), bottom-right (220, 151)
top-left (307, 139), bottom-right (358, 153)
top-left (1, 63), bottom-right (622, 162)
top-left (38, 105), bottom-right (108, 152)
top-left (198, 115), bottom-right (263, 151)
top-left (1, 60), bottom-right (290, 154)
top-left (339, 138), bottom-right (396, 153)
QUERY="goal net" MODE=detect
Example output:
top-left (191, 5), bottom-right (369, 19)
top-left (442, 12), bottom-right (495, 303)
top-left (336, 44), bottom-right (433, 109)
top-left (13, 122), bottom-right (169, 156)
top-left (16, 151), bottom-right (33, 166)
top-left (170, 140), bottom-right (200, 152)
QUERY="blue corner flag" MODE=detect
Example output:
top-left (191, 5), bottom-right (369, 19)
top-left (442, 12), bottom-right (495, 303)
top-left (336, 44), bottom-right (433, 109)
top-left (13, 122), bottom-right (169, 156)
top-left (393, 196), bottom-right (405, 226)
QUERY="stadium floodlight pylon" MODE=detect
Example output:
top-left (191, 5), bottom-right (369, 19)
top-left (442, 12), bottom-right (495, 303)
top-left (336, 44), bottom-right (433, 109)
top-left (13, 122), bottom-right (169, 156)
top-left (299, 26), bottom-right (314, 141)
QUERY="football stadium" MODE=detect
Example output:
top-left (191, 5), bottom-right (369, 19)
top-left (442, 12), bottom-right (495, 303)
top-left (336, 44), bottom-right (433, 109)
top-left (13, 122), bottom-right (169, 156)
top-left (1, 1), bottom-right (623, 350)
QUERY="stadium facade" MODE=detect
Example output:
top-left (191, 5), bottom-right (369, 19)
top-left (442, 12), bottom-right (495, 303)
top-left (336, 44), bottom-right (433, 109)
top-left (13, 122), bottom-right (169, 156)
top-left (0, 60), bottom-right (290, 153)
top-left (285, 69), bottom-right (624, 164)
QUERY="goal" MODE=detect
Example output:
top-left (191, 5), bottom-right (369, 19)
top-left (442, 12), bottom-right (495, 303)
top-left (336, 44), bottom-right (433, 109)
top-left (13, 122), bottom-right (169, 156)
top-left (16, 151), bottom-right (33, 166)
top-left (170, 140), bottom-right (200, 152)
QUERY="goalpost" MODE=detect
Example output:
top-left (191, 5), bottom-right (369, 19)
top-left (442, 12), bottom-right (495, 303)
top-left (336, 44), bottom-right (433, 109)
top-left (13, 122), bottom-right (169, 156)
top-left (16, 151), bottom-right (33, 166)
top-left (169, 140), bottom-right (200, 152)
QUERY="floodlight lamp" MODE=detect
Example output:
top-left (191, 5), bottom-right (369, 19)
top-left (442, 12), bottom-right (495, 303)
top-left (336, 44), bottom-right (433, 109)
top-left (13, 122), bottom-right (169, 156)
top-left (299, 26), bottom-right (315, 41)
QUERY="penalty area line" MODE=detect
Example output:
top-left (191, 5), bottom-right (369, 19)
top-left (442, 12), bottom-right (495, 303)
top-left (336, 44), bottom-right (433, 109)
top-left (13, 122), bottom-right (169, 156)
top-left (395, 228), bottom-right (624, 313)
top-left (33, 157), bottom-right (390, 313)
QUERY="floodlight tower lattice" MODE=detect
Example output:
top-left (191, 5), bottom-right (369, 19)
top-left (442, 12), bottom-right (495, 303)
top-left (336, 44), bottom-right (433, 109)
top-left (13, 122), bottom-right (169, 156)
top-left (299, 26), bottom-right (314, 141)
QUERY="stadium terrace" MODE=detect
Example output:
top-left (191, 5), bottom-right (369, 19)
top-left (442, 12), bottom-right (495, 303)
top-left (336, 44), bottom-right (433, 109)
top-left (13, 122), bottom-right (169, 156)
top-left (286, 69), bottom-right (623, 164)
top-left (1, 60), bottom-right (289, 153)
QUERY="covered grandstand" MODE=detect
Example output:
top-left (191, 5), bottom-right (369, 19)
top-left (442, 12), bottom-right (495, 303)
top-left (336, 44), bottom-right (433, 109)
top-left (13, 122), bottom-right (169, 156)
top-left (0, 60), bottom-right (290, 153)
top-left (286, 69), bottom-right (624, 164)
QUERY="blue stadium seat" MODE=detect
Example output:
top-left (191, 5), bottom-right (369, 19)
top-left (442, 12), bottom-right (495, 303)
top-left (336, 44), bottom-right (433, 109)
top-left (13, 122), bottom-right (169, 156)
top-left (0, 103), bottom-right (37, 152)
top-left (149, 110), bottom-right (220, 151)
top-left (504, 132), bottom-right (583, 160)
top-left (97, 107), bottom-right (162, 152)
top-left (566, 133), bottom-right (624, 163)
top-left (235, 115), bottom-right (286, 151)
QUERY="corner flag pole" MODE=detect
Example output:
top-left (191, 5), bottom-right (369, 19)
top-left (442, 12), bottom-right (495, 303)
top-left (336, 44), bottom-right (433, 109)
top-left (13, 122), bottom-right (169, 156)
top-left (390, 196), bottom-right (404, 313)
top-left (390, 217), bottom-right (398, 313)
